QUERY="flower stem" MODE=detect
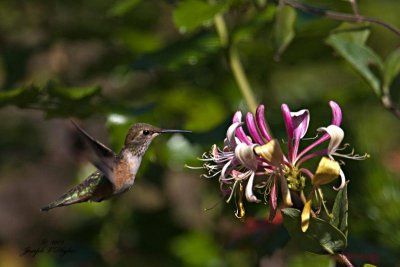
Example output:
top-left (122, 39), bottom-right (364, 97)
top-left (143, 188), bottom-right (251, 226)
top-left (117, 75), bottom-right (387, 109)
top-left (317, 188), bottom-right (332, 218)
top-left (229, 46), bottom-right (258, 113)
top-left (214, 14), bottom-right (258, 113)
top-left (334, 253), bottom-right (354, 267)
top-left (214, 14), bottom-right (228, 48)
top-left (382, 94), bottom-right (400, 120)
top-left (348, 0), bottom-right (360, 16)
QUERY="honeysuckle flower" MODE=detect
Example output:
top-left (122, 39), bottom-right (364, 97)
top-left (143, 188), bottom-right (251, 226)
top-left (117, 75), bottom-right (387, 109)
top-left (193, 101), bottom-right (368, 228)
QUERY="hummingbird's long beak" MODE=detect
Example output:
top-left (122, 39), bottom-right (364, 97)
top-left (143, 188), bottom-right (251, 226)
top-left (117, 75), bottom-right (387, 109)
top-left (160, 129), bottom-right (192, 134)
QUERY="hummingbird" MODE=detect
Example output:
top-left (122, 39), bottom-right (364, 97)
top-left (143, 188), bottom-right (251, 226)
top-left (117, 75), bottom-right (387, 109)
top-left (40, 121), bottom-right (191, 211)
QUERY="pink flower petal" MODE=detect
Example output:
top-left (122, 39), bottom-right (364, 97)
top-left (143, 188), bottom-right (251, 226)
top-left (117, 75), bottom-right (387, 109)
top-left (281, 104), bottom-right (294, 161)
top-left (281, 104), bottom-right (310, 162)
top-left (291, 109), bottom-right (310, 141)
top-left (295, 102), bottom-right (342, 163)
top-left (281, 104), bottom-right (294, 139)
top-left (256, 105), bottom-right (272, 142)
top-left (291, 109), bottom-right (310, 161)
top-left (329, 101), bottom-right (342, 126)
top-left (232, 111), bottom-right (252, 145)
top-left (269, 176), bottom-right (278, 221)
top-left (246, 112), bottom-right (265, 144)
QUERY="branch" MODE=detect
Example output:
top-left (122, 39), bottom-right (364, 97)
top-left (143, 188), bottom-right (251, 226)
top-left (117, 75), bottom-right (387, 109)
top-left (281, 0), bottom-right (400, 37)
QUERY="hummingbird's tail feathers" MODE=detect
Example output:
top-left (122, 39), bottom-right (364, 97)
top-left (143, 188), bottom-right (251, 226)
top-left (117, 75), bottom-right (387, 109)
top-left (40, 171), bottom-right (112, 212)
top-left (40, 201), bottom-right (59, 211)
top-left (70, 120), bottom-right (116, 182)
top-left (40, 190), bottom-right (90, 212)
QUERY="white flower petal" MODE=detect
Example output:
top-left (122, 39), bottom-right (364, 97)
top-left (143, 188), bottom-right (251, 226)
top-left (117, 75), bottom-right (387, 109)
top-left (318, 125), bottom-right (344, 156)
top-left (226, 122), bottom-right (242, 149)
top-left (235, 143), bottom-right (258, 170)
top-left (220, 160), bottom-right (232, 180)
top-left (245, 172), bottom-right (261, 203)
top-left (333, 168), bottom-right (346, 191)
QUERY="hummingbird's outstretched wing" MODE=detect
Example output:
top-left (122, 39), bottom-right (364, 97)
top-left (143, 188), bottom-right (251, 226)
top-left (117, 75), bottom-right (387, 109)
top-left (71, 120), bottom-right (116, 180)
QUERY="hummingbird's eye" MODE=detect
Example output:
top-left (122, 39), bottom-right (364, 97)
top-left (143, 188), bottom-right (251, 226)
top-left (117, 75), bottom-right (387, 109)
top-left (142, 130), bottom-right (150, 136)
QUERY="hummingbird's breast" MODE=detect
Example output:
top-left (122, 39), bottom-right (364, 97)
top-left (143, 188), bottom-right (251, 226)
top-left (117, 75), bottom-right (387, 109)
top-left (113, 151), bottom-right (142, 194)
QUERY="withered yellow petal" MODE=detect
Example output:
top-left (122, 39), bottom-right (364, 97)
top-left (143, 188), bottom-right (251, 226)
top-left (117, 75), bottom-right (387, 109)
top-left (280, 176), bottom-right (293, 207)
top-left (301, 198), bottom-right (312, 232)
top-left (312, 157), bottom-right (340, 186)
top-left (235, 182), bottom-right (246, 219)
top-left (254, 139), bottom-right (283, 166)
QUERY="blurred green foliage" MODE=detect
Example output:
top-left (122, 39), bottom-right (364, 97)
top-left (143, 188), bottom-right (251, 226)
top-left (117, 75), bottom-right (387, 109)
top-left (0, 0), bottom-right (400, 267)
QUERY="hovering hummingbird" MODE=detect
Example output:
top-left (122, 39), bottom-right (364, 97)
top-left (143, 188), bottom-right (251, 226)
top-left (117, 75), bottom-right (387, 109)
top-left (41, 121), bottom-right (191, 211)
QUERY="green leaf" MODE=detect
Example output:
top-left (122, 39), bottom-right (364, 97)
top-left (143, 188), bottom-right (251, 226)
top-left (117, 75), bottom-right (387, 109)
top-left (383, 47), bottom-right (400, 91)
top-left (282, 208), bottom-right (347, 255)
top-left (133, 32), bottom-right (220, 70)
top-left (173, 0), bottom-right (226, 33)
top-left (0, 86), bottom-right (41, 108)
top-left (156, 87), bottom-right (227, 131)
top-left (232, 5), bottom-right (276, 43)
top-left (114, 28), bottom-right (162, 53)
top-left (0, 87), bottom-right (27, 106)
top-left (107, 0), bottom-right (141, 17)
top-left (330, 184), bottom-right (348, 237)
top-left (287, 253), bottom-right (333, 267)
top-left (273, 5), bottom-right (296, 60)
top-left (329, 23), bottom-right (371, 45)
top-left (0, 81), bottom-right (156, 118)
top-left (170, 231), bottom-right (222, 267)
top-left (326, 23), bottom-right (383, 96)
top-left (47, 85), bottom-right (100, 100)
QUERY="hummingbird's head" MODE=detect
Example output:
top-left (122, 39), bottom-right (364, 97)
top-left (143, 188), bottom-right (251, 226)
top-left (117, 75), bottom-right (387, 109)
top-left (124, 123), bottom-right (191, 155)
